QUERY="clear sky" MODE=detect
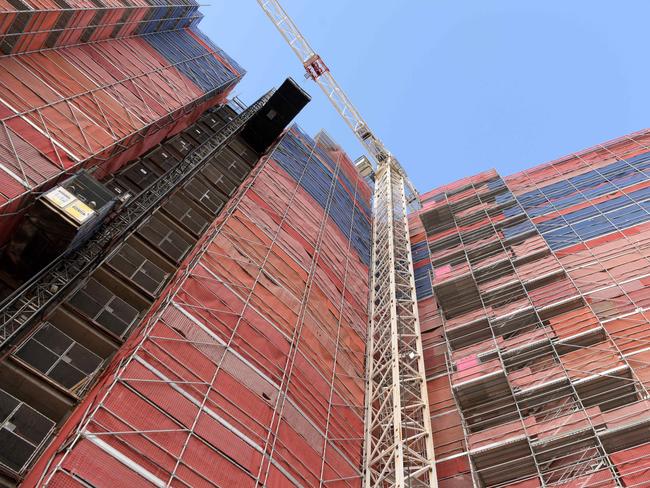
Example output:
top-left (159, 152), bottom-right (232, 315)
top-left (204, 1), bottom-right (649, 192)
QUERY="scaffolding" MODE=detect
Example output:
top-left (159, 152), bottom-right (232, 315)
top-left (416, 130), bottom-right (650, 487)
top-left (0, 101), bottom-right (262, 482)
top-left (12, 112), bottom-right (373, 486)
top-left (0, 2), bottom-right (203, 55)
top-left (0, 90), bottom-right (271, 349)
top-left (0, 21), bottom-right (243, 244)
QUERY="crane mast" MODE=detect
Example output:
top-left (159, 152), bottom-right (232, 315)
top-left (256, 2), bottom-right (437, 487)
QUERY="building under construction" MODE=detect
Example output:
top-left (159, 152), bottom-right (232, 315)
top-left (412, 131), bottom-right (650, 487)
top-left (1, 2), bottom-right (650, 488)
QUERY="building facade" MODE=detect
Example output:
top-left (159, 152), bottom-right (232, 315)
top-left (415, 130), bottom-right (650, 487)
top-left (18, 125), bottom-right (372, 488)
top-left (0, 3), bottom-right (370, 487)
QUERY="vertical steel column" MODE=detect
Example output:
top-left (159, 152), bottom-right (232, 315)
top-left (364, 159), bottom-right (436, 488)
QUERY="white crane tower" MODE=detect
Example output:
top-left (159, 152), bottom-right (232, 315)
top-left (256, 2), bottom-right (438, 487)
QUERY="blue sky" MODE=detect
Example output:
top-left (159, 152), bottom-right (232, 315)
top-left (204, 1), bottom-right (648, 192)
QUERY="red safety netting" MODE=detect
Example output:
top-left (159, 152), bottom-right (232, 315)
top-left (414, 157), bottom-right (650, 486)
top-left (0, 2), bottom-right (203, 54)
top-left (24, 129), bottom-right (370, 488)
top-left (506, 128), bottom-right (650, 195)
top-left (0, 29), bottom-right (241, 243)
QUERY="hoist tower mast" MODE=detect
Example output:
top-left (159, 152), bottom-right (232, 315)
top-left (256, 2), bottom-right (437, 487)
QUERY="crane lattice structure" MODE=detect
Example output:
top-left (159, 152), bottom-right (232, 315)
top-left (256, 2), bottom-right (437, 487)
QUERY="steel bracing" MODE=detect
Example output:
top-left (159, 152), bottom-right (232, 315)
top-left (256, 1), bottom-right (436, 486)
top-left (364, 160), bottom-right (436, 487)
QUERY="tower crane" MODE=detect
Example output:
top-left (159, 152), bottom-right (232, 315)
top-left (256, 2), bottom-right (437, 487)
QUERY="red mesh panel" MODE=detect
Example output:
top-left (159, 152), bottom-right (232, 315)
top-left (61, 439), bottom-right (158, 487)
